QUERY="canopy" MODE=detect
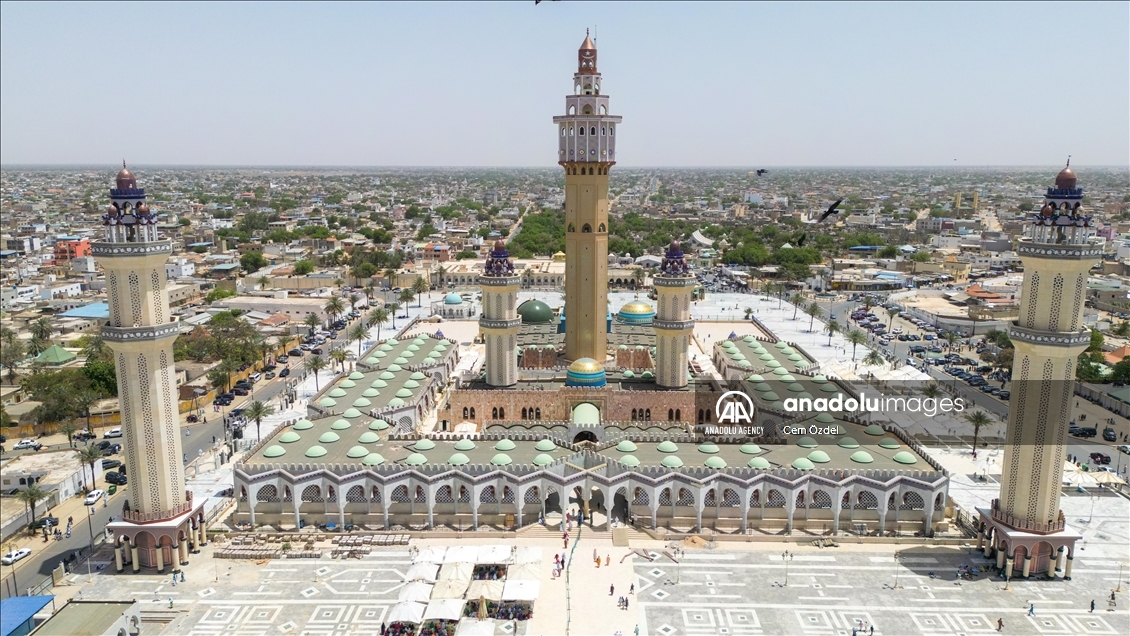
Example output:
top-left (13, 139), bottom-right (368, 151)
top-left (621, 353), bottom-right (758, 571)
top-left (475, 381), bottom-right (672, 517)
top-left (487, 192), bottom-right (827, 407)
top-left (456, 620), bottom-right (497, 636)
top-left (466, 580), bottom-right (504, 601)
top-left (476, 544), bottom-right (513, 564)
top-left (444, 545), bottom-right (479, 563)
top-left (438, 562), bottom-right (474, 581)
top-left (505, 563), bottom-right (540, 581)
top-left (398, 581), bottom-right (434, 603)
top-left (431, 578), bottom-right (470, 599)
top-left (388, 602), bottom-right (425, 624)
top-left (416, 546), bottom-right (447, 564)
top-left (513, 546), bottom-right (542, 564)
top-left (405, 562), bottom-right (440, 582)
top-left (501, 579), bottom-right (540, 601)
top-left (424, 598), bottom-right (466, 622)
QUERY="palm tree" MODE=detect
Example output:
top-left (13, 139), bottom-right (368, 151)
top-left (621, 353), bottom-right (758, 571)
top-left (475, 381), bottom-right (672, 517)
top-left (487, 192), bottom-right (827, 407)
top-left (349, 323), bottom-right (368, 359)
top-left (333, 277), bottom-right (345, 292)
top-left (386, 302), bottom-right (401, 328)
top-left (964, 410), bottom-right (991, 455)
top-left (257, 275), bottom-right (271, 290)
top-left (790, 293), bottom-right (805, 320)
top-left (303, 313), bottom-right (321, 335)
top-left (944, 331), bottom-right (960, 351)
top-left (329, 347), bottom-right (352, 373)
top-left (825, 319), bottom-right (841, 347)
top-left (744, 307), bottom-right (753, 320)
top-left (348, 293), bottom-right (360, 316)
top-left (243, 400), bottom-right (275, 442)
top-left (78, 444), bottom-right (103, 491)
top-left (804, 302), bottom-right (822, 332)
top-left (921, 383), bottom-right (943, 399)
top-left (17, 484), bottom-right (49, 534)
top-left (863, 349), bottom-right (885, 368)
top-left (363, 282), bottom-right (376, 302)
top-left (436, 265), bottom-right (449, 289)
top-left (324, 297), bottom-right (345, 325)
top-left (412, 276), bottom-right (429, 306)
top-left (58, 420), bottom-right (78, 448)
top-left (887, 308), bottom-right (899, 330)
top-left (862, 296), bottom-right (875, 313)
top-left (30, 317), bottom-right (54, 342)
top-left (77, 334), bottom-right (111, 362)
top-left (846, 329), bottom-right (867, 363)
top-left (306, 355), bottom-right (327, 392)
top-left (398, 289), bottom-right (415, 312)
top-left (368, 308), bottom-right (390, 341)
top-left (632, 268), bottom-right (645, 292)
top-left (384, 268), bottom-right (397, 288)
top-left (27, 335), bottom-right (48, 357)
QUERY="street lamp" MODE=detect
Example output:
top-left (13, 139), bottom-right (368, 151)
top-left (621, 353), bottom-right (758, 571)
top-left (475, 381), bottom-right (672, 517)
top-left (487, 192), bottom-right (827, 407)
top-left (782, 550), bottom-right (793, 586)
top-left (86, 505), bottom-right (96, 583)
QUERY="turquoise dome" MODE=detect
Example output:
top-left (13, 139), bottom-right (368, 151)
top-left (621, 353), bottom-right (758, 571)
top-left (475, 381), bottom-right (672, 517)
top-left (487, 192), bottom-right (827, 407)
top-left (617, 301), bottom-right (656, 325)
top-left (444, 293), bottom-right (464, 305)
top-left (566, 357), bottom-right (606, 387)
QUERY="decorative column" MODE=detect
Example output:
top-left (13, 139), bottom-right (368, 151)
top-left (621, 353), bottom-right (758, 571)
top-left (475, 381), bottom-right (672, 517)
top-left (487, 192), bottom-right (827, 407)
top-left (479, 241), bottom-right (520, 387)
top-left (653, 241), bottom-right (695, 389)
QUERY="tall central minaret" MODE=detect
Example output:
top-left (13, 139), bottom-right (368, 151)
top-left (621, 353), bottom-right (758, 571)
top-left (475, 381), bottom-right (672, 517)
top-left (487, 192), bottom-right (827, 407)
top-left (554, 31), bottom-right (622, 362)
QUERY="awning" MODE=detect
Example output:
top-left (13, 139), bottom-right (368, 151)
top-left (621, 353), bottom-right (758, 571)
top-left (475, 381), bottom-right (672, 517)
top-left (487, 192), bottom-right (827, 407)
top-left (388, 601), bottom-right (425, 624)
top-left (444, 545), bottom-right (479, 563)
top-left (416, 546), bottom-right (447, 563)
top-left (431, 578), bottom-right (470, 599)
top-left (405, 562), bottom-right (439, 582)
top-left (456, 619), bottom-right (497, 636)
top-left (505, 563), bottom-right (540, 581)
top-left (398, 581), bottom-right (434, 603)
top-left (466, 580), bottom-right (504, 601)
top-left (438, 562), bottom-right (474, 581)
top-left (501, 579), bottom-right (540, 601)
top-left (513, 546), bottom-right (542, 564)
top-left (424, 598), bottom-right (465, 622)
top-left (476, 544), bottom-right (512, 564)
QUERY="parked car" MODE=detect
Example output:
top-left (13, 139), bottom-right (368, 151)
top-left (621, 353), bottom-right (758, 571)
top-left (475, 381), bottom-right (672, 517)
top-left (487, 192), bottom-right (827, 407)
top-left (75, 430), bottom-right (97, 442)
top-left (233, 388), bottom-right (249, 396)
top-left (0, 547), bottom-right (31, 565)
top-left (998, 390), bottom-right (1010, 400)
top-left (13, 439), bottom-right (42, 451)
top-left (101, 459), bottom-right (122, 470)
top-left (249, 372), bottom-right (262, 382)
top-left (104, 428), bottom-right (122, 438)
top-left (265, 371), bottom-right (276, 380)
top-left (1103, 427), bottom-right (1117, 442)
top-left (106, 472), bottom-right (128, 485)
top-left (30, 516), bottom-right (59, 531)
top-left (276, 355), bottom-right (289, 364)
top-left (288, 348), bottom-right (304, 356)
top-left (279, 368), bottom-right (290, 378)
top-left (84, 489), bottom-right (104, 505)
top-left (1089, 452), bottom-right (1111, 465)
top-left (311, 348), bottom-right (324, 355)
top-left (1117, 445), bottom-right (1130, 455)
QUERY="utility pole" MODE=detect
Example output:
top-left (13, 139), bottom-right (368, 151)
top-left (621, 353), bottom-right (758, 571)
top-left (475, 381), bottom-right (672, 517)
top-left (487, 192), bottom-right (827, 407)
top-left (782, 550), bottom-right (793, 586)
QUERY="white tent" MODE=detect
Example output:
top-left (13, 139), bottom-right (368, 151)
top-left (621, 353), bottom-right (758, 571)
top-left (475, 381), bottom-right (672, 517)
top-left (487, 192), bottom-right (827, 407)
top-left (505, 563), bottom-right (540, 581)
top-left (388, 602), bottom-right (425, 624)
top-left (476, 544), bottom-right (513, 564)
top-left (424, 598), bottom-right (465, 622)
top-left (456, 619), bottom-right (497, 636)
top-left (502, 579), bottom-right (540, 601)
top-left (431, 578), bottom-right (471, 599)
top-left (513, 546), bottom-right (542, 564)
top-left (445, 545), bottom-right (479, 563)
top-left (398, 581), bottom-right (434, 603)
top-left (466, 579), bottom-right (504, 601)
top-left (416, 545), bottom-right (447, 563)
top-left (405, 562), bottom-right (440, 582)
top-left (439, 562), bottom-right (474, 581)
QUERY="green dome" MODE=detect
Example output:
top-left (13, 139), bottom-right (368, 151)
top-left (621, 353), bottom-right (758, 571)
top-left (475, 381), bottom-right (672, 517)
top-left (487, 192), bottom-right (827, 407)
top-left (657, 440), bottom-right (679, 453)
top-left (339, 379), bottom-right (357, 388)
top-left (619, 455), bottom-right (640, 467)
top-left (293, 419), bottom-right (313, 430)
top-left (838, 436), bottom-right (860, 449)
top-left (618, 344), bottom-right (628, 350)
top-left (404, 453), bottom-right (427, 465)
top-left (661, 455), bottom-right (684, 468)
top-left (892, 451), bottom-right (918, 465)
top-left (758, 353), bottom-right (775, 361)
top-left (791, 457), bottom-right (815, 470)
top-left (815, 413), bottom-right (835, 424)
top-left (386, 338), bottom-right (399, 345)
top-left (395, 388), bottom-right (413, 398)
top-left (305, 445), bottom-right (327, 458)
top-left (434, 343), bottom-right (448, 351)
top-left (400, 351), bottom-right (415, 359)
top-left (765, 360), bottom-right (782, 368)
top-left (427, 352), bottom-right (441, 359)
top-left (533, 454), bottom-right (554, 466)
top-left (387, 364), bottom-right (403, 372)
top-left (753, 383), bottom-right (773, 392)
top-left (263, 445), bottom-right (286, 458)
top-left (730, 352), bottom-right (747, 361)
top-left (787, 354), bottom-right (803, 361)
top-left (494, 439), bottom-right (516, 451)
top-left (748, 457), bottom-right (771, 469)
top-left (379, 343), bottom-right (394, 352)
top-left (369, 419), bottom-right (390, 430)
top-left (774, 342), bottom-right (788, 349)
top-left (747, 374), bottom-right (766, 382)
top-left (811, 375), bottom-right (828, 383)
top-left (797, 392), bottom-right (814, 400)
top-left (403, 380), bottom-right (420, 389)
top-left (363, 453), bottom-right (385, 465)
top-left (865, 424), bottom-right (885, 436)
top-left (279, 431), bottom-right (301, 443)
top-left (452, 438), bottom-right (476, 451)
top-left (740, 443), bottom-right (762, 454)
top-left (331, 419), bottom-right (351, 430)
top-left (850, 451), bottom-right (874, 463)
top-left (349, 371), bottom-right (365, 380)
top-left (319, 397), bottom-right (337, 407)
top-left (410, 371), bottom-right (427, 380)
top-left (762, 392), bottom-right (780, 401)
top-left (816, 382), bottom-right (837, 393)
top-left (618, 301), bottom-right (656, 324)
top-left (772, 368), bottom-right (789, 376)
top-left (794, 362), bottom-right (811, 370)
top-left (388, 397), bottom-right (405, 408)
top-left (413, 337), bottom-right (428, 345)
top-left (353, 397), bottom-right (372, 408)
top-left (365, 357), bottom-right (381, 365)
top-left (621, 370), bottom-right (634, 379)
top-left (406, 344), bottom-right (420, 352)
top-left (490, 453), bottom-right (513, 466)
top-left (414, 438), bottom-right (436, 451)
top-left (535, 439), bottom-right (556, 452)
top-left (743, 335), bottom-right (755, 342)
top-left (379, 371), bottom-right (396, 380)
top-left (722, 341), bottom-right (736, 349)
top-left (779, 375), bottom-right (797, 383)
top-left (358, 432), bottom-right (380, 443)
top-left (318, 432), bottom-right (340, 443)
top-left (394, 357), bottom-right (409, 365)
top-left (641, 371), bottom-right (654, 379)
top-left (878, 437), bottom-right (901, 449)
top-left (808, 450), bottom-right (831, 463)
top-left (342, 408), bottom-right (362, 418)
top-left (797, 436), bottom-right (818, 448)
top-left (738, 360), bottom-right (752, 367)
top-left (787, 383), bottom-right (805, 392)
top-left (371, 379), bottom-right (389, 388)
top-left (328, 388), bottom-right (348, 398)
top-left (347, 445), bottom-right (368, 458)
top-left (448, 453), bottom-right (470, 466)
top-left (616, 440), bottom-right (638, 452)
top-left (698, 443), bottom-right (720, 454)
top-left (704, 456), bottom-right (727, 469)
top-left (362, 388), bottom-right (380, 398)
top-left (517, 299), bottom-right (554, 324)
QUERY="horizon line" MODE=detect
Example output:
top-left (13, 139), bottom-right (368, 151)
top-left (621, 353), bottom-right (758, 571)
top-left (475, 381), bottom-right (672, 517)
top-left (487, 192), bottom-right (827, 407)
top-left (2, 163), bottom-right (1125, 170)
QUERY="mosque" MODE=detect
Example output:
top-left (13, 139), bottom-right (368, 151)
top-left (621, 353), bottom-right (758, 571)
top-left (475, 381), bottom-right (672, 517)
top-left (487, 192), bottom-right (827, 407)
top-left (232, 33), bottom-right (948, 538)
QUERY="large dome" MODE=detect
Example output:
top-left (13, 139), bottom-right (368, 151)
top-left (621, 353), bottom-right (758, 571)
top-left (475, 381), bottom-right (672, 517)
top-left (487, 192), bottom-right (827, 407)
top-left (1055, 166), bottom-right (1077, 190)
top-left (566, 357), bottom-right (606, 387)
top-left (517, 299), bottom-right (553, 324)
top-left (444, 293), bottom-right (464, 305)
top-left (618, 300), bottom-right (655, 324)
top-left (115, 163), bottom-right (136, 190)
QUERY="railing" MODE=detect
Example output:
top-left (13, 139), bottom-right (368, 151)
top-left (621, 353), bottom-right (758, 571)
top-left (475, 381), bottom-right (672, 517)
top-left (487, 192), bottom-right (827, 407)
top-left (989, 499), bottom-right (1065, 534)
top-left (122, 494), bottom-right (195, 524)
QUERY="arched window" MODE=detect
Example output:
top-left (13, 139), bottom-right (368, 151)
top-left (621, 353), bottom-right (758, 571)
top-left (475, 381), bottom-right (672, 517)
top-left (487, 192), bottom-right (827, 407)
top-left (560, 126), bottom-right (565, 137)
top-left (598, 223), bottom-right (606, 232)
top-left (535, 408), bottom-right (541, 419)
top-left (462, 407), bottom-right (468, 418)
top-left (675, 408), bottom-right (681, 421)
top-left (609, 126), bottom-right (614, 136)
top-left (602, 127), bottom-right (606, 136)
top-left (668, 409), bottom-right (674, 421)
top-left (522, 407), bottom-right (528, 420)
top-left (590, 127), bottom-right (596, 136)
top-left (645, 409), bottom-right (651, 421)
top-left (569, 126), bottom-right (574, 136)
top-left (631, 409), bottom-right (637, 420)
top-left (568, 223), bottom-right (575, 232)
top-left (568, 106), bottom-right (576, 116)
top-left (499, 407), bottom-right (505, 419)
top-left (582, 104), bottom-right (593, 114)
top-left (582, 224), bottom-right (592, 233)
top-left (579, 126), bottom-right (585, 136)
top-left (470, 407), bottom-right (475, 419)
top-left (492, 407), bottom-right (498, 419)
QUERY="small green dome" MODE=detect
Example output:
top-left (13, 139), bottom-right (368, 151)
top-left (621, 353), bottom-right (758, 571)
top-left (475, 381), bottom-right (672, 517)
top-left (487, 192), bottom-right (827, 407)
top-left (795, 362), bottom-right (811, 370)
top-left (758, 353), bottom-right (775, 361)
top-left (535, 439), bottom-right (556, 452)
top-left (319, 397), bottom-right (337, 407)
top-left (395, 388), bottom-right (413, 398)
top-left (347, 445), bottom-right (368, 458)
top-left (293, 419), bottom-right (313, 430)
top-left (797, 436), bottom-right (818, 448)
top-left (358, 432), bottom-right (380, 443)
top-left (404, 453), bottom-right (427, 465)
top-left (892, 451), bottom-right (918, 465)
top-left (403, 380), bottom-right (420, 389)
top-left (657, 440), bottom-right (679, 453)
top-left (263, 445), bottom-right (286, 458)
top-left (878, 437), bottom-right (901, 449)
top-left (517, 299), bottom-right (554, 324)
top-left (743, 335), bottom-right (755, 342)
top-left (787, 383), bottom-right (805, 392)
top-left (414, 438), bottom-right (436, 451)
top-left (495, 439), bottom-right (516, 451)
top-left (704, 456), bottom-right (727, 469)
top-left (490, 453), bottom-right (513, 466)
top-left (349, 371), bottom-right (365, 380)
top-left (811, 375), bottom-right (828, 383)
top-left (641, 371), bottom-right (654, 379)
top-left (318, 432), bottom-right (340, 443)
top-left (328, 388), bottom-right (348, 398)
top-left (353, 397), bottom-right (372, 408)
top-left (406, 344), bottom-right (421, 352)
top-left (774, 342), bottom-right (788, 349)
top-left (747, 374), bottom-right (765, 382)
top-left (838, 436), bottom-right (860, 448)
top-left (850, 451), bottom-right (874, 463)
top-left (434, 343), bottom-right (448, 351)
top-left (379, 371), bottom-right (396, 380)
top-left (379, 343), bottom-right (394, 352)
top-left (753, 383), bottom-right (773, 392)
top-left (797, 392), bottom-right (814, 400)
top-left (387, 364), bottom-right (403, 372)
top-left (362, 388), bottom-right (381, 398)
top-left (787, 353), bottom-right (803, 362)
top-left (618, 344), bottom-right (628, 350)
top-left (279, 431), bottom-right (301, 443)
top-left (765, 359), bottom-right (782, 368)
top-left (780, 346), bottom-right (795, 355)
top-left (815, 413), bottom-right (835, 424)
top-left (533, 453), bottom-right (554, 466)
top-left (394, 357), bottom-right (409, 365)
top-left (698, 443), bottom-right (720, 454)
top-left (748, 457), bottom-right (771, 469)
top-left (388, 397), bottom-right (405, 408)
top-left (454, 438), bottom-right (476, 451)
top-left (365, 357), bottom-right (381, 365)
top-left (410, 371), bottom-right (427, 380)
top-left (865, 424), bottom-right (885, 436)
top-left (721, 341), bottom-right (736, 349)
top-left (331, 419), bottom-right (351, 430)
top-left (740, 443), bottom-right (762, 454)
top-left (771, 368), bottom-right (789, 376)
top-left (371, 379), bottom-right (389, 388)
top-left (779, 375), bottom-right (797, 383)
top-left (369, 419), bottom-right (390, 430)
top-left (413, 337), bottom-right (428, 345)
top-left (363, 453), bottom-right (385, 465)
top-left (819, 383), bottom-right (839, 392)
top-left (616, 440), bottom-right (638, 452)
top-left (400, 351), bottom-right (415, 359)
top-left (339, 379), bottom-right (356, 388)
top-left (305, 445), bottom-right (327, 458)
top-left (342, 408), bottom-right (362, 418)
top-left (730, 352), bottom-right (747, 361)
top-left (791, 457), bottom-right (815, 470)
top-left (619, 455), bottom-right (640, 467)
top-left (808, 450), bottom-right (831, 463)
top-left (661, 455), bottom-right (684, 468)
top-left (386, 338), bottom-right (399, 345)
top-left (621, 370), bottom-right (635, 378)
top-left (738, 360), bottom-right (752, 367)
top-left (762, 392), bottom-right (780, 401)
top-left (448, 453), bottom-right (470, 465)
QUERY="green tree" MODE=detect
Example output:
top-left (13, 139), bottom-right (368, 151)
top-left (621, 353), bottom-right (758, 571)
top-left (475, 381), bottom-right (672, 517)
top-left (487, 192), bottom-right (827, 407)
top-left (243, 400), bottom-right (275, 442)
top-left (412, 276), bottom-right (429, 306)
top-left (205, 288), bottom-right (236, 303)
top-left (328, 348), bottom-right (352, 374)
top-left (29, 318), bottom-right (54, 342)
top-left (1088, 328), bottom-right (1104, 353)
top-left (324, 297), bottom-right (345, 324)
top-left (964, 410), bottom-right (991, 455)
top-left (17, 484), bottom-right (49, 534)
top-left (257, 275), bottom-right (271, 289)
top-left (847, 329), bottom-right (868, 363)
top-left (825, 319), bottom-right (841, 347)
top-left (386, 302), bottom-right (401, 327)
top-left (57, 420), bottom-right (79, 448)
top-left (877, 245), bottom-right (898, 259)
top-left (293, 260), bottom-right (315, 275)
top-left (790, 292), bottom-right (806, 320)
top-left (922, 383), bottom-right (943, 399)
top-left (240, 251), bottom-right (268, 273)
top-left (1, 327), bottom-right (26, 382)
top-left (306, 355), bottom-right (327, 392)
top-left (78, 444), bottom-right (103, 491)
top-left (887, 308), bottom-right (900, 331)
top-left (368, 308), bottom-right (390, 341)
top-left (349, 323), bottom-right (368, 359)
top-left (863, 349), bottom-right (885, 368)
top-left (804, 302), bottom-right (822, 332)
top-left (303, 313), bottom-right (321, 334)
top-left (398, 289), bottom-right (415, 309)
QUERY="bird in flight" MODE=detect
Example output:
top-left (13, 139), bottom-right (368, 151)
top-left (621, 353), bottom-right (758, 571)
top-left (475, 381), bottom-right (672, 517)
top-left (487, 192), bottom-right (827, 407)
top-left (535, 0), bottom-right (559, 4)
top-left (818, 199), bottom-right (844, 223)
top-left (756, 169), bottom-right (769, 176)
top-left (797, 233), bottom-right (807, 247)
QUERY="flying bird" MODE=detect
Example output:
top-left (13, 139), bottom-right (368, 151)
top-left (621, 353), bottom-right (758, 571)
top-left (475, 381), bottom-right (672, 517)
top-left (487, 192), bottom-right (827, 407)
top-left (797, 233), bottom-right (807, 247)
top-left (535, 0), bottom-right (560, 4)
top-left (818, 199), bottom-right (843, 223)
top-left (756, 169), bottom-right (769, 176)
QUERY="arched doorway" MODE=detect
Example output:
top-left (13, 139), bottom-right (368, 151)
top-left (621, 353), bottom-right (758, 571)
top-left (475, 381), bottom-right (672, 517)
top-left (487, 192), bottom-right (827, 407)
top-left (573, 430), bottom-right (597, 443)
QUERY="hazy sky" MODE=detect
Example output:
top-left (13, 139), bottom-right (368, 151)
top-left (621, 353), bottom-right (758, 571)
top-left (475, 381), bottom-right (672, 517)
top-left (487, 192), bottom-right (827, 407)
top-left (1, 2), bottom-right (1126, 167)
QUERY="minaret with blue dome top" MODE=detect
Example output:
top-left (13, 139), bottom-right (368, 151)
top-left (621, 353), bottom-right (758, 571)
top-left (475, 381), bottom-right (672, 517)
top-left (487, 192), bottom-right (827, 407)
top-left (653, 240), bottom-right (696, 388)
top-left (479, 240), bottom-right (521, 387)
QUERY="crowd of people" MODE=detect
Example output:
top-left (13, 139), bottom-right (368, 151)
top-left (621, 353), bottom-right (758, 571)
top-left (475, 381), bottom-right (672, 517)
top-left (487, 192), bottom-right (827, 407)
top-left (380, 621), bottom-right (415, 636)
top-left (417, 619), bottom-right (457, 636)
top-left (471, 564), bottom-right (506, 580)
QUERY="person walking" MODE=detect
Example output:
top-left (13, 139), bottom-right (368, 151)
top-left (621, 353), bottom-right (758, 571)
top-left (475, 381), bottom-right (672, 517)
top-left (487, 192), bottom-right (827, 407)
top-left (610, 583), bottom-right (615, 596)
top-left (1028, 603), bottom-right (1035, 616)
top-left (630, 583), bottom-right (634, 594)
top-left (997, 617), bottom-right (1003, 631)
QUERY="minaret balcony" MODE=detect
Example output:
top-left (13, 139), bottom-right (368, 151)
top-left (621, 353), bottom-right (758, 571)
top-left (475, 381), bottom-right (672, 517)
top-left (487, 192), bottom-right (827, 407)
top-left (1007, 323), bottom-right (1090, 348)
top-left (102, 323), bottom-right (180, 343)
top-left (989, 498), bottom-right (1065, 535)
top-left (1017, 240), bottom-right (1102, 260)
top-left (480, 275), bottom-right (520, 287)
top-left (653, 276), bottom-right (696, 288)
top-left (92, 240), bottom-right (173, 257)
top-left (653, 319), bottom-right (695, 330)
top-left (479, 318), bottom-right (522, 330)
